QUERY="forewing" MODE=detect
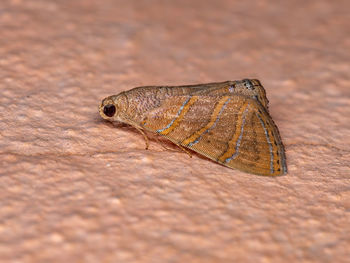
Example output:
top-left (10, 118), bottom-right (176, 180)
top-left (140, 93), bottom-right (286, 176)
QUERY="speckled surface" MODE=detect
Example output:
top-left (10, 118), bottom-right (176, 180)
top-left (0, 0), bottom-right (349, 262)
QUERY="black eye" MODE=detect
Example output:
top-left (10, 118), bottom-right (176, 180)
top-left (103, 104), bottom-right (116, 117)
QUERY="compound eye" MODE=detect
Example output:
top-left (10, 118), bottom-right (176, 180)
top-left (103, 104), bottom-right (116, 117)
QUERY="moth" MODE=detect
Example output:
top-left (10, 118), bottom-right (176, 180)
top-left (99, 79), bottom-right (287, 176)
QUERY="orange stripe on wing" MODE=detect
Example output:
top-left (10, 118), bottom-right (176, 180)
top-left (217, 101), bottom-right (249, 163)
top-left (182, 95), bottom-right (231, 146)
top-left (157, 96), bottom-right (198, 136)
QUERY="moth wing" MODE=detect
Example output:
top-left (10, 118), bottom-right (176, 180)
top-left (140, 79), bottom-right (269, 109)
top-left (209, 97), bottom-right (287, 176)
top-left (141, 94), bottom-right (286, 176)
top-left (191, 79), bottom-right (270, 110)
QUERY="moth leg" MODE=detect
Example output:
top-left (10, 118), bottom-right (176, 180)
top-left (177, 144), bottom-right (192, 158)
top-left (155, 137), bottom-right (192, 158)
top-left (135, 127), bottom-right (149, 150)
top-left (155, 136), bottom-right (174, 151)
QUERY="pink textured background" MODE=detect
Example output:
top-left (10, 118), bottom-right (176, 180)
top-left (0, 0), bottom-right (349, 262)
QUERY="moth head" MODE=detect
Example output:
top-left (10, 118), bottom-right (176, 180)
top-left (99, 93), bottom-right (128, 121)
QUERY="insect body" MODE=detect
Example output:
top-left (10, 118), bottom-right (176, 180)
top-left (99, 79), bottom-right (287, 176)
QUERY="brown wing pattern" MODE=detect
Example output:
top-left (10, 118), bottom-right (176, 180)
top-left (140, 93), bottom-right (286, 176)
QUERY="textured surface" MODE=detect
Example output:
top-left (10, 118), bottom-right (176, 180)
top-left (0, 0), bottom-right (349, 262)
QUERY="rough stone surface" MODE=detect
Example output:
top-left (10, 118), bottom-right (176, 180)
top-left (0, 0), bottom-right (349, 262)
